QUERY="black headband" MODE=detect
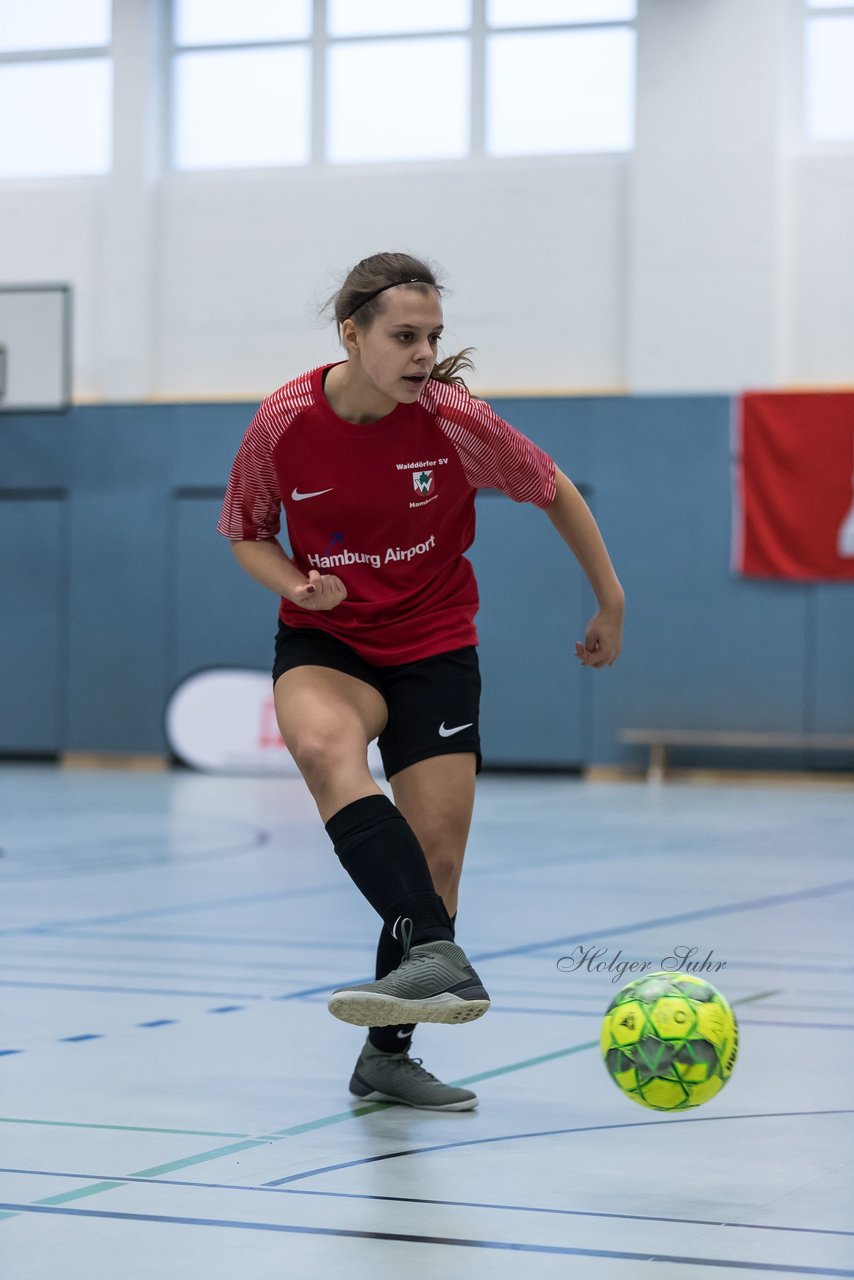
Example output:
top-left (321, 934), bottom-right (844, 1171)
top-left (345, 278), bottom-right (434, 320)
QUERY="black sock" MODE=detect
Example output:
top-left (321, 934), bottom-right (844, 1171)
top-left (368, 912), bottom-right (457, 1054)
top-left (325, 795), bottom-right (453, 944)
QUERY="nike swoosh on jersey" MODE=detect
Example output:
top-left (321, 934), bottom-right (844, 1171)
top-left (291, 487), bottom-right (333, 501)
top-left (438, 722), bottom-right (474, 737)
top-left (395, 1029), bottom-right (411, 1039)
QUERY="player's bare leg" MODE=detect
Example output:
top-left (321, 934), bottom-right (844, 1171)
top-left (273, 665), bottom-right (387, 823)
top-left (389, 751), bottom-right (477, 919)
top-left (347, 750), bottom-right (482, 1109)
top-left (275, 666), bottom-right (488, 1029)
top-left (362, 749), bottom-right (477, 1043)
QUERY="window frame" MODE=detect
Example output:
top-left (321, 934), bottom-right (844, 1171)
top-left (167, 0), bottom-right (636, 174)
top-left (800, 0), bottom-right (854, 149)
top-left (0, 7), bottom-right (113, 182)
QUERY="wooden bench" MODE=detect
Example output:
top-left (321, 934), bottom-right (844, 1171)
top-left (619, 729), bottom-right (854, 782)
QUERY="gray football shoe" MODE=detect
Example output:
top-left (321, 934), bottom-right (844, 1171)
top-left (328, 919), bottom-right (490, 1027)
top-left (349, 1038), bottom-right (478, 1111)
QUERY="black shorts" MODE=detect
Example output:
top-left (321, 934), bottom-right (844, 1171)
top-left (272, 621), bottom-right (482, 782)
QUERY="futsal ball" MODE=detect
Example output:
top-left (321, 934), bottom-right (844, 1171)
top-left (600, 971), bottom-right (738, 1111)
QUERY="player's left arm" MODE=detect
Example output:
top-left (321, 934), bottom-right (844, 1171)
top-left (544, 465), bottom-right (624, 668)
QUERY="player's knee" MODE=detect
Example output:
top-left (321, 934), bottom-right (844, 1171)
top-left (288, 726), bottom-right (360, 785)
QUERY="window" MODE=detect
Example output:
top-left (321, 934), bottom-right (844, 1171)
top-left (487, 0), bottom-right (635, 25)
top-left (0, 0), bottom-right (111, 52)
top-left (173, 48), bottom-right (311, 170)
top-left (327, 38), bottom-right (470, 164)
top-left (174, 0), bottom-right (312, 46)
top-left (170, 0), bottom-right (636, 171)
top-left (171, 2), bottom-right (311, 170)
top-left (0, 0), bottom-right (112, 179)
top-left (803, 1), bottom-right (854, 141)
top-left (486, 25), bottom-right (635, 157)
top-left (327, 0), bottom-right (471, 37)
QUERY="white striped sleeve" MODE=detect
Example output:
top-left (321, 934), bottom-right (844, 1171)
top-left (428, 381), bottom-right (557, 507)
top-left (217, 397), bottom-right (283, 540)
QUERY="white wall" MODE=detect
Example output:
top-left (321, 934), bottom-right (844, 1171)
top-left (153, 157), bottom-right (626, 398)
top-left (628, 0), bottom-right (785, 392)
top-left (0, 0), bottom-right (851, 402)
top-left (787, 155), bottom-right (854, 385)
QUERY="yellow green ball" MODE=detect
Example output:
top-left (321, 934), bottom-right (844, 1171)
top-left (601, 971), bottom-right (738, 1111)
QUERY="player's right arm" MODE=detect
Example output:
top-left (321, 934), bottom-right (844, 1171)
top-left (230, 539), bottom-right (347, 611)
top-left (219, 394), bottom-right (346, 611)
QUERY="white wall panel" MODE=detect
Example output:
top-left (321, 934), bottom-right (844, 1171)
top-left (0, 0), bottom-right (852, 400)
top-left (627, 0), bottom-right (785, 392)
top-left (152, 159), bottom-right (626, 396)
top-left (0, 187), bottom-right (102, 398)
top-left (786, 156), bottom-right (854, 385)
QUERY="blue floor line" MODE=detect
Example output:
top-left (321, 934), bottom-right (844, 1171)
top-left (3, 868), bottom-right (853, 953)
top-left (0, 979), bottom-right (267, 999)
top-left (2, 1166), bottom-right (852, 1238)
top-left (261, 1109), bottom-right (854, 1187)
top-left (0, 882), bottom-right (350, 939)
top-left (0, 929), bottom-right (373, 953)
top-left (471, 877), bottom-right (854, 964)
top-left (3, 1172), bottom-right (850, 1239)
top-left (0, 961), bottom-right (316, 986)
top-left (0, 1202), bottom-right (851, 1274)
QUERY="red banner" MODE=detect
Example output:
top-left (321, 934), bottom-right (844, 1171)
top-left (734, 392), bottom-right (854, 580)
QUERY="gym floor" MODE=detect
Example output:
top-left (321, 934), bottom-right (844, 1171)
top-left (1, 764), bottom-right (852, 1279)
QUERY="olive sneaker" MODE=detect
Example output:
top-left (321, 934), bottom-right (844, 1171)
top-left (328, 919), bottom-right (490, 1027)
top-left (349, 1038), bottom-right (478, 1111)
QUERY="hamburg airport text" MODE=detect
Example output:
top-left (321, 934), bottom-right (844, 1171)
top-left (308, 534), bottom-right (436, 571)
top-left (557, 945), bottom-right (726, 984)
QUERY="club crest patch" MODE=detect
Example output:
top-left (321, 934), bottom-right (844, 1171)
top-left (412, 469), bottom-right (434, 496)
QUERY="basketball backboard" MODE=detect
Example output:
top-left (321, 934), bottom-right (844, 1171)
top-left (0, 284), bottom-right (71, 411)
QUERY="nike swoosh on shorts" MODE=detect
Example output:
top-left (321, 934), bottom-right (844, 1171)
top-left (439, 722), bottom-right (474, 737)
top-left (292, 487), bottom-right (333, 501)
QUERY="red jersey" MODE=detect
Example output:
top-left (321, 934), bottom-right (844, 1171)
top-left (217, 362), bottom-right (557, 665)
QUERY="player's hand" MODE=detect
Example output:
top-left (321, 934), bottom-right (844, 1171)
top-left (575, 607), bottom-right (622, 668)
top-left (291, 569), bottom-right (348, 611)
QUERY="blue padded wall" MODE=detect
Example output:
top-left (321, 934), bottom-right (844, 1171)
top-left (169, 493), bottom-right (281, 688)
top-left (562, 396), bottom-right (814, 771)
top-left (64, 407), bottom-right (172, 751)
top-left (469, 490), bottom-right (588, 767)
top-left (1, 394), bottom-right (852, 768)
top-left (0, 494), bottom-right (66, 752)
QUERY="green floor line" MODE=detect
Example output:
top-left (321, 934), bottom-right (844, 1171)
top-left (131, 1139), bottom-right (275, 1180)
top-left (0, 1117), bottom-right (252, 1140)
top-left (4, 987), bottom-right (780, 1221)
top-left (11, 1032), bottom-right (605, 1214)
top-left (451, 1039), bottom-right (599, 1087)
top-left (38, 1181), bottom-right (125, 1206)
top-left (34, 1141), bottom-right (273, 1208)
top-left (268, 1103), bottom-right (392, 1137)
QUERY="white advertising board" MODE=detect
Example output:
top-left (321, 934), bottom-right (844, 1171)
top-left (165, 668), bottom-right (385, 776)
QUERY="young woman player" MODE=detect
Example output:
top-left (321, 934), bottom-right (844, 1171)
top-left (218, 252), bottom-right (624, 1111)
